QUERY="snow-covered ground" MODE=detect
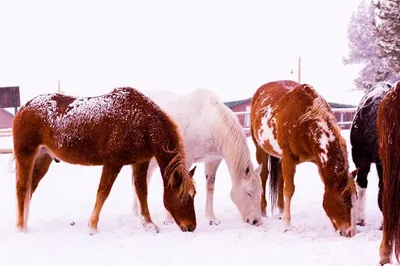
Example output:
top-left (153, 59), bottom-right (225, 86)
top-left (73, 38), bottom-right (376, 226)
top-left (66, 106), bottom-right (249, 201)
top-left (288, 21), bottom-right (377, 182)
top-left (0, 130), bottom-right (389, 266)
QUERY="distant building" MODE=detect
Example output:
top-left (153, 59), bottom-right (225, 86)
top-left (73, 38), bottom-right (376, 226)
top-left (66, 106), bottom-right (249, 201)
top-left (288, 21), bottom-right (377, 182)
top-left (224, 98), bottom-right (357, 136)
top-left (0, 109), bottom-right (14, 129)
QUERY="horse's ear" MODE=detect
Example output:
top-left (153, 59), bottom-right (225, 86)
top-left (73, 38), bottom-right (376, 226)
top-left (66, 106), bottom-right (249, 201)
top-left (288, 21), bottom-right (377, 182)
top-left (255, 164), bottom-right (263, 175)
top-left (189, 166), bottom-right (197, 177)
top-left (350, 168), bottom-right (359, 179)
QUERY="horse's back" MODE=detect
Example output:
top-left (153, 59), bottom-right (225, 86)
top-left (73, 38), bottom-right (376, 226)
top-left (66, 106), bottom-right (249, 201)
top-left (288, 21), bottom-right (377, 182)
top-left (13, 87), bottom-right (164, 165)
top-left (350, 82), bottom-right (392, 160)
top-left (251, 80), bottom-right (336, 160)
top-left (145, 89), bottom-right (240, 163)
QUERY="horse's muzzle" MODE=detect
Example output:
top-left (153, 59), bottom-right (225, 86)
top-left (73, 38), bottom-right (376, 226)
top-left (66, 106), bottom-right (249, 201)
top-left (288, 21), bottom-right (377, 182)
top-left (179, 223), bottom-right (196, 232)
top-left (245, 218), bottom-right (263, 226)
top-left (338, 227), bottom-right (356, 238)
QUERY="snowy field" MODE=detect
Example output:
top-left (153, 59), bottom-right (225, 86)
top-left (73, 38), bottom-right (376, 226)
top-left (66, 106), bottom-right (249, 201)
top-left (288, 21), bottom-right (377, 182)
top-left (0, 130), bottom-right (389, 266)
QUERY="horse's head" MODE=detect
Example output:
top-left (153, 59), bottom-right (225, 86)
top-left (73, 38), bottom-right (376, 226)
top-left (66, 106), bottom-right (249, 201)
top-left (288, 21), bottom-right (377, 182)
top-left (163, 166), bottom-right (197, 232)
top-left (322, 169), bottom-right (358, 237)
top-left (230, 163), bottom-right (263, 226)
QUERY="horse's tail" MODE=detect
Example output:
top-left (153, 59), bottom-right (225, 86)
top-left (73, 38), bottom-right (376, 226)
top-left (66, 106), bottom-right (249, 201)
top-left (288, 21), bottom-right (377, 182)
top-left (378, 84), bottom-right (400, 263)
top-left (269, 155), bottom-right (281, 212)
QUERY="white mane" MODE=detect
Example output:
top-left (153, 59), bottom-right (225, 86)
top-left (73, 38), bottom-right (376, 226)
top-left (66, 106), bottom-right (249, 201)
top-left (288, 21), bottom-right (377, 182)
top-left (206, 92), bottom-right (253, 180)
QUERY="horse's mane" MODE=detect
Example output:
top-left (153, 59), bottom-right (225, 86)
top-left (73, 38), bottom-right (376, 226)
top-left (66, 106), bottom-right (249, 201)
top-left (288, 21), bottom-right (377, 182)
top-left (161, 122), bottom-right (196, 199)
top-left (298, 93), bottom-right (349, 172)
top-left (206, 91), bottom-right (253, 179)
top-left (298, 96), bottom-right (336, 128)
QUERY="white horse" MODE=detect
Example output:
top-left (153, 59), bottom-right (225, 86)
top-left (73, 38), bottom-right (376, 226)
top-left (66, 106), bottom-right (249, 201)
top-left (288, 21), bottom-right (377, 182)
top-left (132, 89), bottom-right (263, 226)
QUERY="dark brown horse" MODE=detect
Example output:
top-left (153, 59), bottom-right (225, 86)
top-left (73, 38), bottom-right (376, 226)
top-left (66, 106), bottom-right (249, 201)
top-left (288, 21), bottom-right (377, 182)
top-left (377, 82), bottom-right (400, 265)
top-left (250, 80), bottom-right (357, 237)
top-left (12, 87), bottom-right (197, 234)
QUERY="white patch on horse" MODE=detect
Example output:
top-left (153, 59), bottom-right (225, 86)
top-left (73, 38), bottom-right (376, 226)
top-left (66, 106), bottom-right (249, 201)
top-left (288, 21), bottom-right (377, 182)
top-left (317, 120), bottom-right (335, 165)
top-left (356, 185), bottom-right (366, 224)
top-left (257, 106), bottom-right (282, 156)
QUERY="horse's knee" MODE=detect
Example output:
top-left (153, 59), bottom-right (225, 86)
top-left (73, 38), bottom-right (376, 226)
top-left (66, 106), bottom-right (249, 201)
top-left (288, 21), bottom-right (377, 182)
top-left (206, 175), bottom-right (215, 192)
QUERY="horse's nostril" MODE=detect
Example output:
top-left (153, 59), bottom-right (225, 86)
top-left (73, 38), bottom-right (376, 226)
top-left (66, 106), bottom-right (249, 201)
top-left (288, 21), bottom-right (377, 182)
top-left (252, 220), bottom-right (258, 225)
top-left (246, 218), bottom-right (249, 223)
top-left (187, 226), bottom-right (194, 232)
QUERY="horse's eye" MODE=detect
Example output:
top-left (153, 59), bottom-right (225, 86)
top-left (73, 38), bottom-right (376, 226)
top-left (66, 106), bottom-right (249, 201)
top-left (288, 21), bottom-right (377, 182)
top-left (246, 192), bottom-right (252, 197)
top-left (245, 166), bottom-right (250, 175)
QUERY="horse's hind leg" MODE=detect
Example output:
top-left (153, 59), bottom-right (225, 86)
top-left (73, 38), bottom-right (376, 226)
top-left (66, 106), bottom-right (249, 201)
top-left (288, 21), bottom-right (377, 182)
top-left (255, 147), bottom-right (269, 217)
top-left (88, 163), bottom-right (122, 234)
top-left (15, 150), bottom-right (37, 232)
top-left (31, 150), bottom-right (53, 196)
top-left (132, 162), bottom-right (160, 233)
top-left (205, 159), bottom-right (222, 225)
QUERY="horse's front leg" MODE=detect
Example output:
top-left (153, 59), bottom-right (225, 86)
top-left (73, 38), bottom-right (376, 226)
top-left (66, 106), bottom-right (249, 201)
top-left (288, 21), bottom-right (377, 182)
top-left (205, 159), bottom-right (222, 225)
top-left (131, 158), bottom-right (157, 217)
top-left (281, 156), bottom-right (296, 232)
top-left (132, 162), bottom-right (160, 233)
top-left (352, 148), bottom-right (371, 226)
top-left (88, 163), bottom-right (122, 234)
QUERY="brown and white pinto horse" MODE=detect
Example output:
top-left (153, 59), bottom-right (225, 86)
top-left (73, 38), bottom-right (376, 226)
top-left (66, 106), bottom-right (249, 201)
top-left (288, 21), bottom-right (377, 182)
top-left (377, 82), bottom-right (400, 265)
top-left (12, 87), bottom-right (197, 234)
top-left (250, 80), bottom-right (357, 237)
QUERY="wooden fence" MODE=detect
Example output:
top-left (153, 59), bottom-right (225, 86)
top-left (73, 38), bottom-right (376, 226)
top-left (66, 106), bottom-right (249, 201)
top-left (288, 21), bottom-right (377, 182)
top-left (234, 108), bottom-right (357, 136)
top-left (0, 107), bottom-right (357, 154)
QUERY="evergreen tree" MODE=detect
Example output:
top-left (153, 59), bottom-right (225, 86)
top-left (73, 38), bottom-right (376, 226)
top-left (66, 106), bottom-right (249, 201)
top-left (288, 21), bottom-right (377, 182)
top-left (344, 0), bottom-right (381, 90)
top-left (374, 0), bottom-right (400, 73)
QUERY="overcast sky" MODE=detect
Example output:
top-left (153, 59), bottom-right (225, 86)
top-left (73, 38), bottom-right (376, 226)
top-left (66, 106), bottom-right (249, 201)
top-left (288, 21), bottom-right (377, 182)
top-left (0, 0), bottom-right (363, 105)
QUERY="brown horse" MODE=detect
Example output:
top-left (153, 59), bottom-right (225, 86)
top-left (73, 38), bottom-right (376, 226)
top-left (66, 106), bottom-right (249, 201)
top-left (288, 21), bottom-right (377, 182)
top-left (377, 82), bottom-right (400, 265)
top-left (250, 80), bottom-right (358, 237)
top-left (12, 87), bottom-right (197, 234)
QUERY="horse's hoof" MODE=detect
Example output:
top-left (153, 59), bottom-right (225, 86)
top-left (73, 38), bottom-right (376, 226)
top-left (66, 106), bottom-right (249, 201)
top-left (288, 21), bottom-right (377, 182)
top-left (143, 222), bottom-right (160, 233)
top-left (209, 220), bottom-right (221, 226)
top-left (15, 226), bottom-right (27, 233)
top-left (283, 224), bottom-right (291, 233)
top-left (379, 257), bottom-right (390, 265)
top-left (88, 228), bottom-right (99, 235)
top-left (357, 219), bottom-right (366, 226)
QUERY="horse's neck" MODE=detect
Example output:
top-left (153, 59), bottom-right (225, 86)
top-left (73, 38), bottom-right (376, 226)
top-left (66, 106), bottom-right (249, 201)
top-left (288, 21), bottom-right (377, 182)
top-left (316, 137), bottom-right (349, 182)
